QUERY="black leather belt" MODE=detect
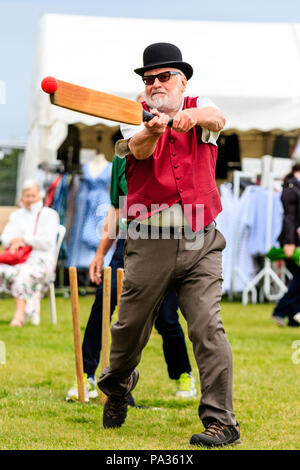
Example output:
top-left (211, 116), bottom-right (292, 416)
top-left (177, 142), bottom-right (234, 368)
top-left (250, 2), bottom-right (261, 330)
top-left (126, 221), bottom-right (215, 235)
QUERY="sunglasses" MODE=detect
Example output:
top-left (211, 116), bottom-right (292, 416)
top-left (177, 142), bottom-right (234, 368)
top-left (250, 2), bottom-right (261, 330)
top-left (142, 71), bottom-right (182, 86)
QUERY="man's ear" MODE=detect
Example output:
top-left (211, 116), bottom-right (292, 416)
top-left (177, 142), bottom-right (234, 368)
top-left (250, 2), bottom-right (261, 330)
top-left (180, 75), bottom-right (187, 93)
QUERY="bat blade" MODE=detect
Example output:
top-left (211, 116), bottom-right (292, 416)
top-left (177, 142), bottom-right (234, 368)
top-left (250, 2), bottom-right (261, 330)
top-left (48, 79), bottom-right (144, 125)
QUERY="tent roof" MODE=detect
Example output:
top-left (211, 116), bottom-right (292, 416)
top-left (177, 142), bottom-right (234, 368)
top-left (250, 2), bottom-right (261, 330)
top-left (30, 14), bottom-right (300, 132)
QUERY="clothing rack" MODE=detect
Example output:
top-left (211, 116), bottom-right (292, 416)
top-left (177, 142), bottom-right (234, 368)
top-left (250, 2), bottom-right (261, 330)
top-left (230, 157), bottom-right (289, 304)
top-left (230, 170), bottom-right (258, 303)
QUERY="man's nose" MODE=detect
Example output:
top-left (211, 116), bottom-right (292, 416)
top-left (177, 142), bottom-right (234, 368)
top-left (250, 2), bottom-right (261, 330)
top-left (152, 77), bottom-right (162, 87)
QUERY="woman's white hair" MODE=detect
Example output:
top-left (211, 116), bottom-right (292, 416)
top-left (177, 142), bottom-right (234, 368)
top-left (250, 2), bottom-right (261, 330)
top-left (22, 179), bottom-right (45, 198)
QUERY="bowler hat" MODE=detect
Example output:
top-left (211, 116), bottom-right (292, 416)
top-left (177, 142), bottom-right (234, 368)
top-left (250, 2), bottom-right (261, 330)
top-left (134, 43), bottom-right (193, 80)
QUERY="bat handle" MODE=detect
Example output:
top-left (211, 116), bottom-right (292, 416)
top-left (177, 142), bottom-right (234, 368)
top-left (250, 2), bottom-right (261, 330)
top-left (142, 110), bottom-right (173, 127)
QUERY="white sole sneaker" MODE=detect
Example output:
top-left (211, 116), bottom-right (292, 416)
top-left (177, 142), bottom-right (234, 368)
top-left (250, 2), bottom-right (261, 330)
top-left (66, 376), bottom-right (98, 402)
top-left (66, 384), bottom-right (90, 402)
top-left (176, 390), bottom-right (197, 398)
top-left (293, 313), bottom-right (300, 324)
top-left (176, 373), bottom-right (197, 398)
top-left (87, 377), bottom-right (99, 398)
top-left (88, 389), bottom-right (99, 399)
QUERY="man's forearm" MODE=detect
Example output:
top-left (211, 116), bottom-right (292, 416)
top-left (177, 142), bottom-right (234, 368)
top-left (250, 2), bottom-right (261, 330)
top-left (184, 107), bottom-right (226, 132)
top-left (127, 106), bottom-right (225, 159)
top-left (95, 206), bottom-right (120, 257)
top-left (128, 127), bottom-right (162, 160)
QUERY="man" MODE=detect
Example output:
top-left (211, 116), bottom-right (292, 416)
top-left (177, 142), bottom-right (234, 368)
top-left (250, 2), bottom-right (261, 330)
top-left (272, 163), bottom-right (300, 327)
top-left (66, 151), bottom-right (197, 402)
top-left (98, 42), bottom-right (240, 448)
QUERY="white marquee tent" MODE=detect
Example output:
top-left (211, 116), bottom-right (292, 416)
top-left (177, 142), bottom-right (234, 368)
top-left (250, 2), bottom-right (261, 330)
top-left (22, 13), bottom-right (300, 181)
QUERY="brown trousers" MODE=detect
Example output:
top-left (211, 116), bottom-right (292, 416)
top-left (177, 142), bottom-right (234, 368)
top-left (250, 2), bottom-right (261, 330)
top-left (98, 226), bottom-right (236, 426)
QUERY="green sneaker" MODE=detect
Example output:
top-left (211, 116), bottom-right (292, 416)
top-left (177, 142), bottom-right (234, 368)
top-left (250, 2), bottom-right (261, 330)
top-left (66, 374), bottom-right (98, 402)
top-left (176, 372), bottom-right (196, 398)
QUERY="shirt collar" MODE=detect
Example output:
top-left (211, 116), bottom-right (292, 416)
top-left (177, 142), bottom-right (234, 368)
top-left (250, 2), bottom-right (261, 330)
top-left (28, 200), bottom-right (43, 213)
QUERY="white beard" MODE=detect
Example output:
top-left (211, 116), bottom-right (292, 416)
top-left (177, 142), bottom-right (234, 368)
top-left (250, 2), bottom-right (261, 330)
top-left (146, 84), bottom-right (183, 114)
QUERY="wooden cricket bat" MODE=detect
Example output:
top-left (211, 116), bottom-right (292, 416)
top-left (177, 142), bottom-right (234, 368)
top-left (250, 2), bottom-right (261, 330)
top-left (41, 77), bottom-right (173, 126)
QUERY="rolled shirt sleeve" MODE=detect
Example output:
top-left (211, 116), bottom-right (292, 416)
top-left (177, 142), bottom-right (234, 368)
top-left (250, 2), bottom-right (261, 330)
top-left (196, 96), bottom-right (220, 146)
top-left (115, 122), bottom-right (144, 158)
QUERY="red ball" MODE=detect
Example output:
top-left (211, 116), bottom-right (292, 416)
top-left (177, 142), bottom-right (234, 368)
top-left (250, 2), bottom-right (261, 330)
top-left (41, 76), bottom-right (58, 94)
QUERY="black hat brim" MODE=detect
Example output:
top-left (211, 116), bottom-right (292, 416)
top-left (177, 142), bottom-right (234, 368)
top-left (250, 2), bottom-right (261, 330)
top-left (134, 61), bottom-right (193, 81)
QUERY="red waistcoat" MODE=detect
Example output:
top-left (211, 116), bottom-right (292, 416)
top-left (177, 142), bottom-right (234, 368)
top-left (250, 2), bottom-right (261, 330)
top-left (124, 96), bottom-right (222, 232)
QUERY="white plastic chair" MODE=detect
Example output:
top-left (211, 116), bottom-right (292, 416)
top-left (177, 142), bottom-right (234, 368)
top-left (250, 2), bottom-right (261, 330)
top-left (49, 224), bottom-right (66, 324)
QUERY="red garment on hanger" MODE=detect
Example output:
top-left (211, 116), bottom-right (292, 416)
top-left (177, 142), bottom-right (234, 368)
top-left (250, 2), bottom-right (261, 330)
top-left (44, 174), bottom-right (63, 207)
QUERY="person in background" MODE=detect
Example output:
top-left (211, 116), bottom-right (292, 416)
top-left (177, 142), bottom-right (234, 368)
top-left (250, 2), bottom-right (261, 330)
top-left (272, 163), bottom-right (300, 327)
top-left (0, 179), bottom-right (59, 326)
top-left (66, 154), bottom-right (197, 403)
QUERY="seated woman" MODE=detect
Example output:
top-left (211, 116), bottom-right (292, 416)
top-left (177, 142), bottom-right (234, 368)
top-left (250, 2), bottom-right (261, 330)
top-left (0, 179), bottom-right (59, 326)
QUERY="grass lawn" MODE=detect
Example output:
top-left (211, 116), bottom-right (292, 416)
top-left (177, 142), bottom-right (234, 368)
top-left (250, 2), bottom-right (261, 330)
top-left (0, 295), bottom-right (299, 450)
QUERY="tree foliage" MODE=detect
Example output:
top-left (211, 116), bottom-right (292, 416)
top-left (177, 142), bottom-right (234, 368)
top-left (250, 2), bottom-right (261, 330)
top-left (0, 149), bottom-right (20, 205)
